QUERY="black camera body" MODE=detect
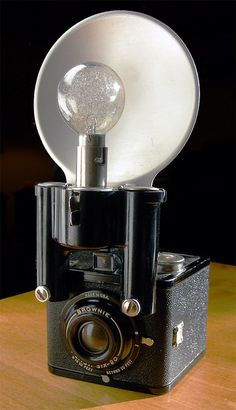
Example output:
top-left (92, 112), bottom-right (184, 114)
top-left (35, 184), bottom-right (210, 394)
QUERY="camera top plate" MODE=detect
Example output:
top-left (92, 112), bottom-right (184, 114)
top-left (34, 11), bottom-right (199, 187)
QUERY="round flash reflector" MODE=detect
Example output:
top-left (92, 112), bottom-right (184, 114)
top-left (34, 11), bottom-right (200, 186)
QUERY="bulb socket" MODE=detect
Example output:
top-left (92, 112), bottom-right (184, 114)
top-left (76, 134), bottom-right (107, 188)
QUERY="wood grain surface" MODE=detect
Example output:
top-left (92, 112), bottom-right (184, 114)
top-left (0, 262), bottom-right (236, 410)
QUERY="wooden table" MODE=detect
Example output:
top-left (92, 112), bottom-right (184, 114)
top-left (0, 262), bottom-right (235, 410)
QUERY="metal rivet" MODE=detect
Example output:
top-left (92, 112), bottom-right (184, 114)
top-left (102, 375), bottom-right (110, 383)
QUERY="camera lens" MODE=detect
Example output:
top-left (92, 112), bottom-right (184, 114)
top-left (68, 314), bottom-right (117, 363)
top-left (62, 291), bottom-right (140, 374)
top-left (79, 321), bottom-right (109, 354)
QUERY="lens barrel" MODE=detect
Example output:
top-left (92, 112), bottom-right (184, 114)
top-left (62, 291), bottom-right (140, 374)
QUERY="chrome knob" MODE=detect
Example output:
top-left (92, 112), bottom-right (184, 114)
top-left (121, 299), bottom-right (141, 317)
top-left (35, 286), bottom-right (51, 302)
top-left (157, 252), bottom-right (185, 274)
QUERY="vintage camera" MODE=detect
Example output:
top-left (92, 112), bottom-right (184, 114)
top-left (34, 11), bottom-right (210, 394)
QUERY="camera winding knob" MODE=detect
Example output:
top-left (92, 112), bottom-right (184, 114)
top-left (157, 252), bottom-right (185, 274)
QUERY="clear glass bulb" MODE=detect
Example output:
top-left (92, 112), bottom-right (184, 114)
top-left (58, 62), bottom-right (125, 135)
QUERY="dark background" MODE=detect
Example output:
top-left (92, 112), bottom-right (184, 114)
top-left (0, 0), bottom-right (235, 298)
